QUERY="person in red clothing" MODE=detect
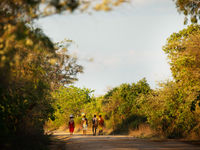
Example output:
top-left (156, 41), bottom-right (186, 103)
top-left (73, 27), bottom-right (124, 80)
top-left (69, 114), bottom-right (75, 135)
top-left (98, 115), bottom-right (104, 135)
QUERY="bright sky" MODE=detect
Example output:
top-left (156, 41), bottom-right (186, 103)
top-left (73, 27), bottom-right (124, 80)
top-left (37, 0), bottom-right (186, 96)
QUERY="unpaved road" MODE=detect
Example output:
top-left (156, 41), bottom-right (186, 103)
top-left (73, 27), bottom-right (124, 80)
top-left (50, 133), bottom-right (200, 150)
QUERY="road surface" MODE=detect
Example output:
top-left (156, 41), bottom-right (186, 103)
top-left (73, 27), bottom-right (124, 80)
top-left (50, 133), bottom-right (200, 150)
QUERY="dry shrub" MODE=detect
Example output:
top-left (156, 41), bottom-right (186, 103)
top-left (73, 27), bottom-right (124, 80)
top-left (129, 124), bottom-right (154, 138)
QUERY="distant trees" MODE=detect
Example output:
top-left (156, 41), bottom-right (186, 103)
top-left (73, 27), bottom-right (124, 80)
top-left (47, 86), bottom-right (94, 129)
top-left (98, 25), bottom-right (200, 138)
top-left (45, 78), bottom-right (152, 134)
top-left (102, 78), bottom-right (151, 132)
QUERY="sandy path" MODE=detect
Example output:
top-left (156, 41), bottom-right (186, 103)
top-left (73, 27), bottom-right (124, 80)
top-left (50, 133), bottom-right (200, 150)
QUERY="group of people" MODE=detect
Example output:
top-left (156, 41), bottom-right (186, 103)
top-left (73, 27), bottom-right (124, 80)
top-left (68, 114), bottom-right (104, 136)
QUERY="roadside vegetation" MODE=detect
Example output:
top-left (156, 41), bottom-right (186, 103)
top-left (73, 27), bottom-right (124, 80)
top-left (0, 0), bottom-right (200, 150)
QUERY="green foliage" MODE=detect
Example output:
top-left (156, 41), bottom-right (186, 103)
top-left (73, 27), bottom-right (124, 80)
top-left (173, 0), bottom-right (200, 24)
top-left (0, 0), bottom-right (127, 24)
top-left (151, 24), bottom-right (200, 138)
top-left (102, 78), bottom-right (151, 132)
top-left (47, 86), bottom-right (94, 129)
top-left (0, 20), bottom-right (83, 150)
top-left (163, 24), bottom-right (200, 110)
top-left (47, 79), bottom-right (152, 134)
top-left (143, 82), bottom-right (197, 138)
top-left (163, 24), bottom-right (200, 87)
top-left (82, 96), bottom-right (103, 122)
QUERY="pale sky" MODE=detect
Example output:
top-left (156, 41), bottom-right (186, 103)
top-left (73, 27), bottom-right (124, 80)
top-left (37, 0), bottom-right (186, 96)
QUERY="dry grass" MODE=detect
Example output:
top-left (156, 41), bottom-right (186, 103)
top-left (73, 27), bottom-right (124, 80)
top-left (185, 131), bottom-right (200, 141)
top-left (129, 124), bottom-right (155, 138)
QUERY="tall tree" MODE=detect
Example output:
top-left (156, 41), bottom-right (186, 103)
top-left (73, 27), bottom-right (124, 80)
top-left (161, 24), bottom-right (200, 137)
top-left (163, 24), bottom-right (200, 88)
top-left (0, 22), bottom-right (83, 136)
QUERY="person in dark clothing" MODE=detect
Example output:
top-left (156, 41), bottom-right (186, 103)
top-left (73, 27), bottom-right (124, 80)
top-left (92, 115), bottom-right (98, 136)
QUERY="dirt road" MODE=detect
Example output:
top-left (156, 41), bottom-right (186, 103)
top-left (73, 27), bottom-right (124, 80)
top-left (50, 133), bottom-right (200, 150)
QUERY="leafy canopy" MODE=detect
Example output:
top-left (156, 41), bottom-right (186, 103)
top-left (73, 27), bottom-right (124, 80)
top-left (163, 24), bottom-right (200, 88)
top-left (173, 0), bottom-right (200, 24)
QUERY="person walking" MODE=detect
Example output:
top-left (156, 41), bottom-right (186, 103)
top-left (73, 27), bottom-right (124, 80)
top-left (98, 115), bottom-right (104, 135)
top-left (92, 114), bottom-right (98, 136)
top-left (81, 113), bottom-right (88, 135)
top-left (69, 114), bottom-right (75, 135)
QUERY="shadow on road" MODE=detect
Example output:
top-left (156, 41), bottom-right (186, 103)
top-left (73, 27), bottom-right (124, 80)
top-left (49, 133), bottom-right (200, 150)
